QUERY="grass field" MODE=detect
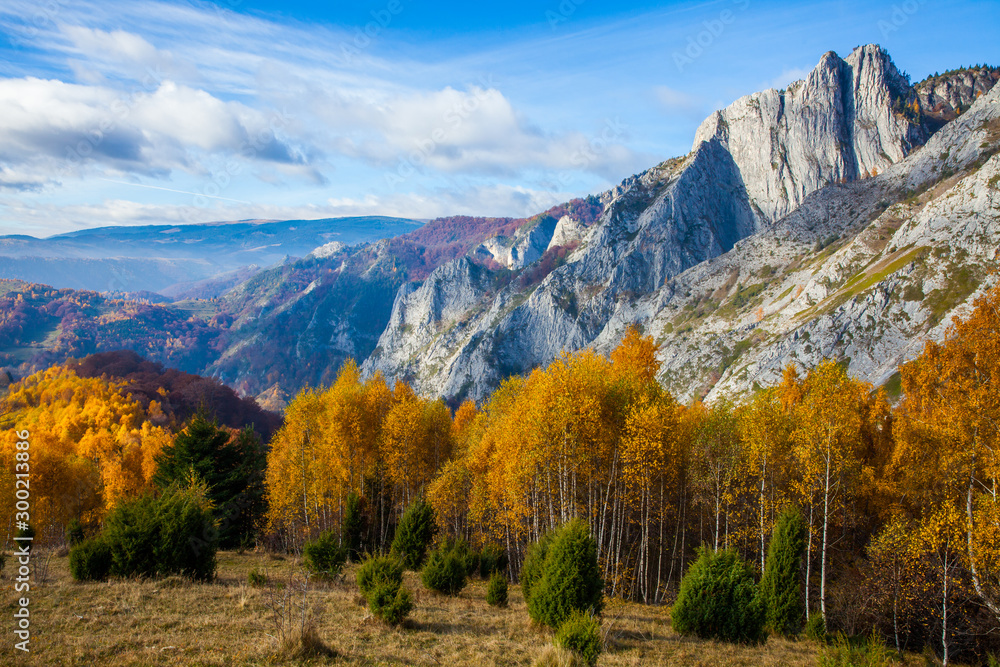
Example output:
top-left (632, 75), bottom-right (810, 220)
top-left (168, 299), bottom-right (221, 320)
top-left (3, 549), bottom-right (926, 666)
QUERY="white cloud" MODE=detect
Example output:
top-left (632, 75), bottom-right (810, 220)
top-left (0, 183), bottom-right (578, 236)
top-left (64, 27), bottom-right (160, 64)
top-left (764, 67), bottom-right (812, 91)
top-left (0, 0), bottom-right (657, 235)
top-left (0, 77), bottom-right (304, 182)
top-left (653, 85), bottom-right (703, 115)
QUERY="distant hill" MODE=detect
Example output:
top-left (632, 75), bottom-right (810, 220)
top-left (0, 216), bottom-right (423, 294)
top-left (3, 51), bottom-right (997, 414)
top-left (68, 350), bottom-right (280, 441)
top-left (0, 279), bottom-right (222, 378)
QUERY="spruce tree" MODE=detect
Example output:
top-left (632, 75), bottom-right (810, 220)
top-left (343, 491), bottom-right (367, 562)
top-left (390, 498), bottom-right (437, 570)
top-left (671, 547), bottom-right (767, 644)
top-left (153, 413), bottom-right (266, 548)
top-left (759, 506), bottom-right (807, 636)
top-left (527, 519), bottom-right (604, 628)
top-left (521, 529), bottom-right (556, 604)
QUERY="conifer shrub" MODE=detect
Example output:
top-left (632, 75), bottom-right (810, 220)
top-left (521, 529), bottom-right (556, 604)
top-left (100, 482), bottom-right (218, 581)
top-left (390, 499), bottom-right (437, 570)
top-left (806, 612), bottom-right (827, 642)
top-left (553, 610), bottom-right (603, 666)
top-left (66, 518), bottom-right (85, 546)
top-left (367, 580), bottom-right (414, 625)
top-left (302, 529), bottom-right (348, 578)
top-left (356, 554), bottom-right (404, 596)
top-left (671, 546), bottom-right (767, 644)
top-left (487, 571), bottom-right (509, 607)
top-left (154, 484), bottom-right (219, 581)
top-left (357, 554), bottom-right (412, 625)
top-left (463, 548), bottom-right (481, 577)
top-left (759, 506), bottom-right (807, 636)
top-left (421, 546), bottom-right (468, 596)
top-left (104, 494), bottom-right (160, 577)
top-left (527, 519), bottom-right (604, 629)
top-left (480, 543), bottom-right (509, 578)
top-left (69, 536), bottom-right (113, 581)
top-left (343, 491), bottom-right (367, 562)
top-left (248, 567), bottom-right (268, 586)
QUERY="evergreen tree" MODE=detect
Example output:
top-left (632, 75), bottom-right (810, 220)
top-left (390, 498), bottom-right (437, 570)
top-left (521, 529), bottom-right (556, 604)
top-left (759, 507), bottom-right (807, 636)
top-left (154, 413), bottom-right (266, 548)
top-left (671, 547), bottom-right (767, 644)
top-left (343, 491), bottom-right (367, 562)
top-left (527, 519), bottom-right (604, 628)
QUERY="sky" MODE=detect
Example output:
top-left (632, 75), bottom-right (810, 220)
top-left (0, 0), bottom-right (997, 237)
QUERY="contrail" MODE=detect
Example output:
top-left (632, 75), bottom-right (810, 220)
top-left (98, 178), bottom-right (251, 204)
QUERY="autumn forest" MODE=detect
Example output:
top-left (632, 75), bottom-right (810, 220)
top-left (2, 282), bottom-right (999, 664)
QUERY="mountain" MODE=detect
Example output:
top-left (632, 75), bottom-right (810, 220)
top-left (1, 46), bottom-right (996, 410)
top-left (0, 216), bottom-right (423, 294)
top-left (359, 47), bottom-right (999, 403)
top-left (0, 278), bottom-right (222, 376)
top-left (205, 203), bottom-right (602, 400)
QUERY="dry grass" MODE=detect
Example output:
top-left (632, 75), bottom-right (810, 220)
top-left (0, 550), bottom-right (914, 666)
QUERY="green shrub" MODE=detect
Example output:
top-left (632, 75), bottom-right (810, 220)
top-left (357, 554), bottom-right (412, 625)
top-left (671, 546), bottom-right (767, 644)
top-left (0, 551), bottom-right (5, 575)
top-left (480, 543), bottom-right (509, 578)
top-left (343, 491), bottom-right (367, 562)
top-left (104, 494), bottom-right (165, 577)
top-left (303, 529), bottom-right (348, 578)
top-left (390, 499), bottom-right (437, 570)
top-left (69, 537), bottom-right (113, 581)
top-left (521, 530), bottom-right (556, 604)
top-left (248, 568), bottom-right (267, 586)
top-left (527, 519), bottom-right (604, 629)
top-left (154, 484), bottom-right (219, 581)
top-left (759, 507), bottom-right (807, 636)
top-left (806, 612), bottom-right (827, 642)
top-left (356, 554), bottom-right (404, 597)
top-left (553, 610), bottom-right (602, 666)
top-left (463, 548), bottom-right (481, 577)
top-left (421, 540), bottom-right (468, 596)
top-left (103, 482), bottom-right (218, 581)
top-left (66, 518), bottom-right (86, 547)
top-left (368, 580), bottom-right (414, 625)
top-left (819, 630), bottom-right (896, 667)
top-left (487, 571), bottom-right (509, 607)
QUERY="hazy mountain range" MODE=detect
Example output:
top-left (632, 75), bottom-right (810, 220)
top-left (2, 45), bottom-right (997, 411)
top-left (0, 216), bottom-right (422, 296)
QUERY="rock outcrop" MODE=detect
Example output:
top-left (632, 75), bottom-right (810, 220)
top-left (363, 46), bottom-right (997, 404)
top-left (692, 45), bottom-right (923, 224)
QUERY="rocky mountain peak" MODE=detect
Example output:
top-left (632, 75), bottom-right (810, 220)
top-left (692, 44), bottom-right (922, 225)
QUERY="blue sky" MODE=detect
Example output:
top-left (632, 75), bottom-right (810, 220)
top-left (0, 0), bottom-right (997, 237)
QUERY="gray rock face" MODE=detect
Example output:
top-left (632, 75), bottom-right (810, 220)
top-left (916, 67), bottom-right (1000, 130)
top-left (692, 45), bottom-right (922, 224)
top-left (473, 216), bottom-right (559, 270)
top-left (363, 45), bottom-right (967, 402)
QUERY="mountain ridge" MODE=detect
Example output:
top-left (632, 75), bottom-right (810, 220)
top-left (1, 46), bottom-right (996, 410)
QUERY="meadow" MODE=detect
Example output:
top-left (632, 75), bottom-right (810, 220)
top-left (8, 549), bottom-right (843, 667)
